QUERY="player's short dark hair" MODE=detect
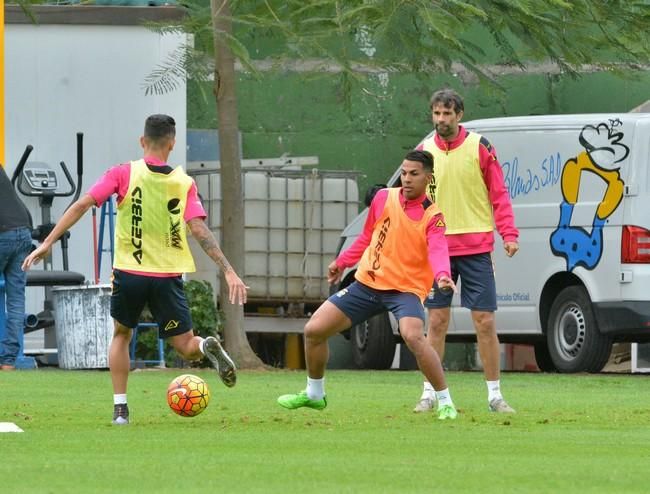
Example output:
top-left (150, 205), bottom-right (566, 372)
top-left (144, 114), bottom-right (176, 143)
top-left (430, 88), bottom-right (464, 113)
top-left (404, 150), bottom-right (433, 172)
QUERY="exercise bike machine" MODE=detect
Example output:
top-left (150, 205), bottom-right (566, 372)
top-left (12, 134), bottom-right (86, 366)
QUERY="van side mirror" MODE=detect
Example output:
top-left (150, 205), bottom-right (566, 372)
top-left (364, 183), bottom-right (387, 207)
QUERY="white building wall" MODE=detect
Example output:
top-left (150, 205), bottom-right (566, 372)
top-left (5, 14), bottom-right (187, 314)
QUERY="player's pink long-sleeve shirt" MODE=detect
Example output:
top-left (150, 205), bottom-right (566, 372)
top-left (336, 188), bottom-right (451, 282)
top-left (87, 156), bottom-right (206, 277)
top-left (416, 126), bottom-right (518, 256)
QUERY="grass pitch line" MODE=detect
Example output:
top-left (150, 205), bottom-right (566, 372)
top-left (0, 422), bottom-right (24, 433)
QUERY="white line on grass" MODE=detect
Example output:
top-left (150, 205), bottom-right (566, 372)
top-left (0, 422), bottom-right (24, 433)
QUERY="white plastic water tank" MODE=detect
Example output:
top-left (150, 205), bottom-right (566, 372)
top-left (190, 168), bottom-right (359, 301)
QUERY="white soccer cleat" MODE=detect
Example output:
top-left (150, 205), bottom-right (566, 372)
top-left (488, 398), bottom-right (516, 413)
top-left (413, 396), bottom-right (437, 413)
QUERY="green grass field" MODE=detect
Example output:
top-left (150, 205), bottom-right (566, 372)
top-left (2, 369), bottom-right (650, 493)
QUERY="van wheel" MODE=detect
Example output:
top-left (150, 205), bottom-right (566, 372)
top-left (547, 286), bottom-right (612, 373)
top-left (533, 342), bottom-right (557, 372)
top-left (350, 312), bottom-right (396, 369)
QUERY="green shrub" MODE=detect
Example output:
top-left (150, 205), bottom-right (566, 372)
top-left (184, 279), bottom-right (223, 338)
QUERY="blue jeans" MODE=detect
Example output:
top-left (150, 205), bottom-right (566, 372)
top-left (0, 227), bottom-right (33, 365)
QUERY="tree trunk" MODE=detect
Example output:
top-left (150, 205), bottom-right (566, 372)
top-left (211, 0), bottom-right (264, 368)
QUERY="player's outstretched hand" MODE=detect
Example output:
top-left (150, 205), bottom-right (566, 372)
top-left (22, 244), bottom-right (51, 271)
top-left (224, 270), bottom-right (249, 305)
top-left (327, 260), bottom-right (342, 285)
top-left (437, 275), bottom-right (457, 294)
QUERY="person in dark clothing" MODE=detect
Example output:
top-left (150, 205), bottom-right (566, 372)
top-left (0, 166), bottom-right (33, 370)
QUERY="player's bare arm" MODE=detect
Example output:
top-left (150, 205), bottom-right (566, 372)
top-left (188, 217), bottom-right (234, 273)
top-left (22, 194), bottom-right (96, 271)
top-left (188, 218), bottom-right (248, 304)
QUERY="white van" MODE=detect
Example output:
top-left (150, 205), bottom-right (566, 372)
top-left (334, 113), bottom-right (650, 373)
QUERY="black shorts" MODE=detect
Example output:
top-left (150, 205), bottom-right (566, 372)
top-left (110, 269), bottom-right (193, 338)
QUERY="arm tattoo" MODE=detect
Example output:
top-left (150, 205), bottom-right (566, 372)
top-left (188, 218), bottom-right (233, 273)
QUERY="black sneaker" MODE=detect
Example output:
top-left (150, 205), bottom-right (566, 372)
top-left (112, 403), bottom-right (129, 425)
top-left (204, 336), bottom-right (237, 387)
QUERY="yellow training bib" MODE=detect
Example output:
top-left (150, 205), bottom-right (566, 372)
top-left (422, 132), bottom-right (494, 235)
top-left (113, 159), bottom-right (196, 273)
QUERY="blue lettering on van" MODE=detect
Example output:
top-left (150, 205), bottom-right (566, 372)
top-left (502, 153), bottom-right (561, 200)
top-left (550, 120), bottom-right (628, 271)
top-left (497, 292), bottom-right (530, 302)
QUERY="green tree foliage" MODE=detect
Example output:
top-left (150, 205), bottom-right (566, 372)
top-left (144, 0), bottom-right (650, 95)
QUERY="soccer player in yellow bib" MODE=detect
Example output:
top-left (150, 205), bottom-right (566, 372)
top-left (23, 115), bottom-right (247, 425)
top-left (278, 150), bottom-right (460, 421)
top-left (416, 89), bottom-right (519, 414)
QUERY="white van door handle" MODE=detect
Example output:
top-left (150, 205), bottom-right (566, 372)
top-left (620, 270), bottom-right (633, 283)
top-left (624, 184), bottom-right (638, 196)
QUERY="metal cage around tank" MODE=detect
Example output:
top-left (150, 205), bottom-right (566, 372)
top-left (188, 163), bottom-right (361, 305)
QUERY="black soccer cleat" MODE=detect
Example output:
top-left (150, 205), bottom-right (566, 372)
top-left (112, 403), bottom-right (129, 425)
top-left (204, 336), bottom-right (237, 387)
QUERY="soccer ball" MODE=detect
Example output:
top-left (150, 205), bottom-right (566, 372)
top-left (167, 374), bottom-right (210, 417)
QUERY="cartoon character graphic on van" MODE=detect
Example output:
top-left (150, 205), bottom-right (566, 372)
top-left (550, 119), bottom-right (629, 271)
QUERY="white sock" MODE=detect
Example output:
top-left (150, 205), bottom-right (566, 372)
top-left (199, 337), bottom-right (207, 355)
top-left (113, 394), bottom-right (127, 405)
top-left (306, 377), bottom-right (325, 400)
top-left (486, 380), bottom-right (503, 402)
top-left (435, 388), bottom-right (453, 407)
top-left (420, 381), bottom-right (435, 400)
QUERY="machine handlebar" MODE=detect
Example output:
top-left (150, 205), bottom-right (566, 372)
top-left (11, 145), bottom-right (34, 187)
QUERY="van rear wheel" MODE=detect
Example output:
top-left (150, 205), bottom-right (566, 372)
top-left (533, 342), bottom-right (557, 372)
top-left (547, 286), bottom-right (612, 373)
top-left (350, 312), bottom-right (396, 369)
